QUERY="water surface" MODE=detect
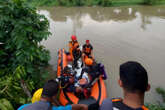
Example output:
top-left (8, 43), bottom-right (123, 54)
top-left (40, 6), bottom-right (165, 103)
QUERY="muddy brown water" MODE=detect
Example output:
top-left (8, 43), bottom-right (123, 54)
top-left (39, 6), bottom-right (165, 103)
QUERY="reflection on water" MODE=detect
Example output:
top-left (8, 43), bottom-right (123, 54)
top-left (40, 6), bottom-right (165, 29)
top-left (40, 6), bottom-right (165, 103)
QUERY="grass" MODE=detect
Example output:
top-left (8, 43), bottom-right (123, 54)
top-left (146, 88), bottom-right (165, 110)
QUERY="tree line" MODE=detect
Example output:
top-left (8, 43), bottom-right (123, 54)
top-left (27, 0), bottom-right (165, 6)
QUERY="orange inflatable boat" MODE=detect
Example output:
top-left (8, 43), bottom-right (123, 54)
top-left (57, 49), bottom-right (107, 105)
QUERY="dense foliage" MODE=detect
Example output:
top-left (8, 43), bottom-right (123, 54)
top-left (26, 0), bottom-right (165, 6)
top-left (0, 0), bottom-right (51, 109)
top-left (146, 88), bottom-right (165, 110)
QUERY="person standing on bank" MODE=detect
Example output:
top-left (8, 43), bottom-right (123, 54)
top-left (18, 80), bottom-right (99, 110)
top-left (100, 61), bottom-right (150, 110)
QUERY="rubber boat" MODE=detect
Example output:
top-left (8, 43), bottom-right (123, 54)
top-left (57, 49), bottom-right (107, 105)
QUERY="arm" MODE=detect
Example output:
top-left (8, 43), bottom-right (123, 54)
top-left (90, 45), bottom-right (94, 59)
top-left (52, 99), bottom-right (61, 106)
top-left (82, 45), bottom-right (86, 53)
top-left (72, 50), bottom-right (76, 58)
top-left (82, 53), bottom-right (86, 63)
top-left (100, 99), bottom-right (113, 110)
top-left (91, 50), bottom-right (94, 59)
top-left (72, 104), bottom-right (88, 110)
top-left (69, 41), bottom-right (73, 49)
top-left (78, 51), bottom-right (82, 59)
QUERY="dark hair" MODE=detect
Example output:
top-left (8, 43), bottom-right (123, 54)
top-left (63, 66), bottom-right (71, 74)
top-left (42, 80), bottom-right (59, 98)
top-left (120, 61), bottom-right (148, 93)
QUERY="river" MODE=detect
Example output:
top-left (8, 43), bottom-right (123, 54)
top-left (40, 6), bottom-right (165, 103)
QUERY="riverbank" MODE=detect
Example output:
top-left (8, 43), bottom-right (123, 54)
top-left (27, 0), bottom-right (165, 7)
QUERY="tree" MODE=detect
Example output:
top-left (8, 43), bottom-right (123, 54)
top-left (0, 0), bottom-right (51, 109)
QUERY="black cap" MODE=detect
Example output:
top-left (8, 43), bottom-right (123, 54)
top-left (42, 80), bottom-right (59, 98)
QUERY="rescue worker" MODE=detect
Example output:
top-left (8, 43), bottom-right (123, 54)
top-left (69, 35), bottom-right (79, 59)
top-left (61, 66), bottom-right (77, 93)
top-left (82, 58), bottom-right (101, 87)
top-left (61, 66), bottom-right (85, 95)
top-left (100, 61), bottom-right (150, 110)
top-left (18, 80), bottom-right (99, 110)
top-left (72, 46), bottom-right (82, 69)
top-left (82, 40), bottom-right (94, 61)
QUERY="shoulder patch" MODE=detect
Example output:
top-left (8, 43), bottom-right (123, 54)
top-left (142, 106), bottom-right (149, 110)
top-left (112, 98), bottom-right (122, 102)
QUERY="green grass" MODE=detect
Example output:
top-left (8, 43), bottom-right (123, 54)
top-left (110, 0), bottom-right (144, 6)
top-left (111, 0), bottom-right (143, 4)
top-left (146, 88), bottom-right (165, 110)
top-left (26, 0), bottom-right (165, 7)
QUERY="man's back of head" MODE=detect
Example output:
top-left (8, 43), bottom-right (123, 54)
top-left (100, 61), bottom-right (150, 110)
top-left (18, 80), bottom-right (60, 110)
top-left (42, 79), bottom-right (59, 98)
top-left (120, 61), bottom-right (149, 93)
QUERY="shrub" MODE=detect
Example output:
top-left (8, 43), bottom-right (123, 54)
top-left (146, 88), bottom-right (165, 110)
top-left (0, 0), bottom-right (51, 109)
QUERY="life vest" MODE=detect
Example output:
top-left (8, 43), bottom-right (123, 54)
top-left (69, 41), bottom-right (79, 59)
top-left (84, 46), bottom-right (91, 54)
top-left (83, 53), bottom-right (94, 64)
top-left (112, 98), bottom-right (122, 102)
top-left (112, 98), bottom-right (149, 110)
top-left (73, 42), bottom-right (79, 50)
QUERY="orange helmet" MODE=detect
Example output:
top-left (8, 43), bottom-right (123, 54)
top-left (85, 58), bottom-right (93, 66)
top-left (71, 35), bottom-right (77, 41)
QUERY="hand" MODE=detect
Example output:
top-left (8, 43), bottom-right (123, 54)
top-left (72, 104), bottom-right (88, 110)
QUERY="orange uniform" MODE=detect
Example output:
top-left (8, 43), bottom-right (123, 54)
top-left (69, 40), bottom-right (79, 59)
